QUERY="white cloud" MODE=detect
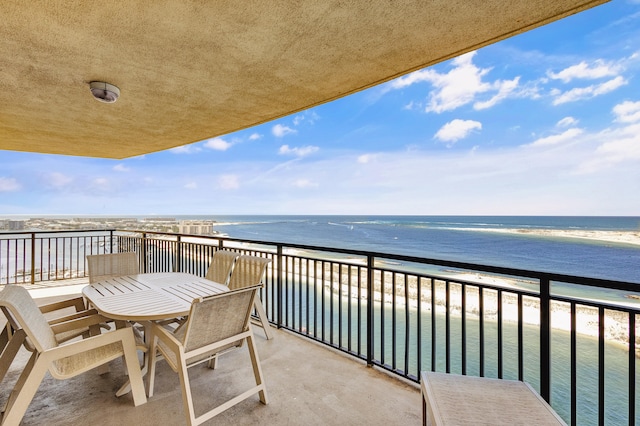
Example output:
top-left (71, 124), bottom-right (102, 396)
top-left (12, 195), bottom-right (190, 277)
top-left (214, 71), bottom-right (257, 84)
top-left (92, 177), bottom-right (110, 190)
top-left (389, 68), bottom-right (435, 90)
top-left (386, 52), bottom-right (492, 113)
top-left (552, 76), bottom-right (627, 105)
top-left (48, 172), bottom-right (72, 188)
top-left (184, 182), bottom-right (197, 189)
top-left (113, 164), bottom-right (130, 172)
top-left (204, 137), bottom-right (232, 151)
top-left (388, 52), bottom-right (523, 112)
top-left (357, 154), bottom-right (377, 164)
top-left (293, 179), bottom-right (318, 188)
top-left (218, 174), bottom-right (239, 190)
top-left (474, 77), bottom-right (520, 110)
top-left (424, 53), bottom-right (493, 113)
top-left (279, 145), bottom-right (319, 157)
top-left (547, 60), bottom-right (622, 83)
top-left (403, 101), bottom-right (421, 110)
top-left (434, 119), bottom-right (482, 145)
top-left (169, 145), bottom-right (201, 154)
top-left (526, 128), bottom-right (584, 147)
top-left (249, 133), bottom-right (262, 141)
top-left (272, 124), bottom-right (297, 137)
top-left (576, 123), bottom-right (640, 173)
top-left (0, 177), bottom-right (20, 192)
top-left (613, 100), bottom-right (640, 123)
top-left (557, 117), bottom-right (578, 127)
top-left (292, 111), bottom-right (320, 126)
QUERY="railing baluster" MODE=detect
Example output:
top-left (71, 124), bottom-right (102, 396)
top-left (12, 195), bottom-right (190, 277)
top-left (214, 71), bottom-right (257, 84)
top-left (431, 277), bottom-right (436, 372)
top-left (571, 302), bottom-right (577, 426)
top-left (540, 277), bottom-right (551, 401)
top-left (479, 286), bottom-right (485, 377)
top-left (629, 313), bottom-right (636, 426)
top-left (30, 232), bottom-right (35, 284)
top-left (366, 255), bottom-right (374, 367)
top-left (498, 289), bottom-right (503, 379)
top-left (518, 294), bottom-right (523, 381)
top-left (461, 283), bottom-right (466, 375)
top-left (599, 307), bottom-right (605, 426)
top-left (446, 280), bottom-right (450, 373)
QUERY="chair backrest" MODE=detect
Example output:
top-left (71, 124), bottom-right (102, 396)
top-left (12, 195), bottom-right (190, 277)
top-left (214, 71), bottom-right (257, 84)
top-left (227, 255), bottom-right (271, 290)
top-left (205, 250), bottom-right (239, 285)
top-left (181, 285), bottom-right (260, 353)
top-left (0, 286), bottom-right (57, 353)
top-left (86, 252), bottom-right (139, 283)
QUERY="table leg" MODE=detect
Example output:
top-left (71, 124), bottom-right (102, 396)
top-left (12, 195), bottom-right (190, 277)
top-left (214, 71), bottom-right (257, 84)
top-left (116, 321), bottom-right (151, 397)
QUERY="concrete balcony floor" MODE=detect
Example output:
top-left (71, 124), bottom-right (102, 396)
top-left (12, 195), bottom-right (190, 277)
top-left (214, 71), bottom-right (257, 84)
top-left (1, 282), bottom-right (421, 425)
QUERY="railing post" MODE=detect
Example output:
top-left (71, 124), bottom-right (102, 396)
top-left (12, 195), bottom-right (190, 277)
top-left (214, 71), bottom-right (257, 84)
top-left (175, 236), bottom-right (182, 272)
top-left (367, 255), bottom-right (374, 366)
top-left (30, 233), bottom-right (35, 284)
top-left (540, 277), bottom-right (551, 402)
top-left (142, 233), bottom-right (148, 273)
top-left (109, 230), bottom-right (114, 253)
top-left (277, 245), bottom-right (283, 329)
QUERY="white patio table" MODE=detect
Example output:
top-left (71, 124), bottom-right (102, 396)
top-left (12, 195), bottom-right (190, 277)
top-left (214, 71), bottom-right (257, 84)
top-left (82, 272), bottom-right (229, 397)
top-left (82, 272), bottom-right (229, 322)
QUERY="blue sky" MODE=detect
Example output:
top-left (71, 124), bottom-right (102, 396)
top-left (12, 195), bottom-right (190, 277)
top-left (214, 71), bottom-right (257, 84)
top-left (2, 1), bottom-right (640, 216)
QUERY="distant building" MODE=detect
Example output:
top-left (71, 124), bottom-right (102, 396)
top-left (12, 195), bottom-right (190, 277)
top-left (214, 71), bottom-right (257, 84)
top-left (7, 220), bottom-right (26, 231)
top-left (178, 221), bottom-right (215, 235)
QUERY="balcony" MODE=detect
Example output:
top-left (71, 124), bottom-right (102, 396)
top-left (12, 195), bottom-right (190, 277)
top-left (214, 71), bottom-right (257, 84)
top-left (1, 229), bottom-right (639, 425)
top-left (1, 283), bottom-right (421, 425)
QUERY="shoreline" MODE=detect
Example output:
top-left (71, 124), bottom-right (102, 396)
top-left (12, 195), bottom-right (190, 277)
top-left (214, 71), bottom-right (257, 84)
top-left (469, 227), bottom-right (640, 247)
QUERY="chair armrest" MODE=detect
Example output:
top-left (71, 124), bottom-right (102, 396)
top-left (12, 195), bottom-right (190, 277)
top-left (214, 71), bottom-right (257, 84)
top-left (50, 314), bottom-right (111, 335)
top-left (38, 296), bottom-right (86, 313)
top-left (149, 322), bottom-right (183, 352)
top-left (47, 327), bottom-right (137, 362)
top-left (47, 309), bottom-right (101, 325)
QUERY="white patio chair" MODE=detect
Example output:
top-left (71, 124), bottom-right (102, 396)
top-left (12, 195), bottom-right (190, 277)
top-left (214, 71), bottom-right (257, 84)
top-left (227, 255), bottom-right (273, 339)
top-left (86, 252), bottom-right (139, 283)
top-left (0, 285), bottom-right (146, 425)
top-left (205, 250), bottom-right (239, 285)
top-left (1, 291), bottom-right (107, 386)
top-left (146, 285), bottom-right (268, 425)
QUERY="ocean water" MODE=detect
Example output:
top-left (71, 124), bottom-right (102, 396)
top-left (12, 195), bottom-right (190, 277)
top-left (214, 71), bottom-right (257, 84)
top-left (185, 215), bottom-right (640, 284)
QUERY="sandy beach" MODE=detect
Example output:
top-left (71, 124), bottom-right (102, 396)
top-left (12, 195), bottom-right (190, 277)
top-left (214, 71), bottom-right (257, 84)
top-left (472, 227), bottom-right (640, 247)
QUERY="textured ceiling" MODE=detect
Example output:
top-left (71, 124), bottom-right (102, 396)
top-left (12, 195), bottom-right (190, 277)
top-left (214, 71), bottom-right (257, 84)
top-left (1, 0), bottom-right (608, 159)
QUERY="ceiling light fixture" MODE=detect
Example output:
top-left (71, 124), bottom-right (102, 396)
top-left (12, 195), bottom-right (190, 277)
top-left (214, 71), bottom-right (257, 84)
top-left (89, 81), bottom-right (120, 103)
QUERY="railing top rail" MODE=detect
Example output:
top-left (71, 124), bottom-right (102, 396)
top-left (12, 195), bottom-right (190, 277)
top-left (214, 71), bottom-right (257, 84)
top-left (0, 229), bottom-right (116, 236)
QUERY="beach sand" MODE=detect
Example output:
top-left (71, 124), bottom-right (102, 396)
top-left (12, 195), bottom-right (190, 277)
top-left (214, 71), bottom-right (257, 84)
top-left (476, 227), bottom-right (640, 246)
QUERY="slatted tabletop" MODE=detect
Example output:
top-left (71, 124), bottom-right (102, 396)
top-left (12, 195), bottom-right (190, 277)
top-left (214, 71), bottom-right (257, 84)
top-left (82, 273), bottom-right (229, 321)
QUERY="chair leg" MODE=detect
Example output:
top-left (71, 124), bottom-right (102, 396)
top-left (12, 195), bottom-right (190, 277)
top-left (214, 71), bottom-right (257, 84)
top-left (0, 324), bottom-right (10, 352)
top-left (253, 299), bottom-right (274, 340)
top-left (206, 354), bottom-right (219, 369)
top-left (246, 334), bottom-right (268, 405)
top-left (177, 358), bottom-right (196, 426)
top-left (0, 329), bottom-right (26, 387)
top-left (1, 353), bottom-right (48, 426)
